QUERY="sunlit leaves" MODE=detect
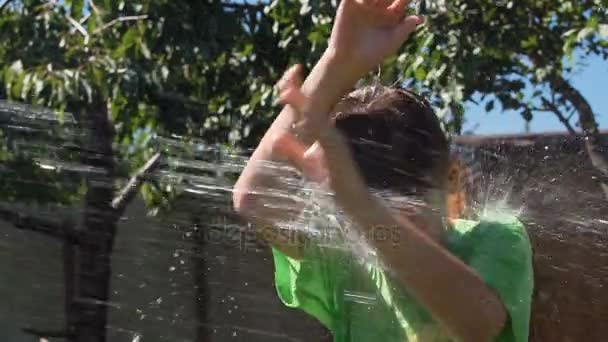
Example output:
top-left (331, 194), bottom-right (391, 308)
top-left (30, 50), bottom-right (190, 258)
top-left (1, 0), bottom-right (605, 209)
top-left (67, 0), bottom-right (85, 20)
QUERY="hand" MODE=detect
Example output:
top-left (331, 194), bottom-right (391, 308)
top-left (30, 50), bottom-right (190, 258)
top-left (328, 0), bottom-right (424, 77)
top-left (273, 65), bottom-right (328, 183)
top-left (273, 66), bottom-right (372, 212)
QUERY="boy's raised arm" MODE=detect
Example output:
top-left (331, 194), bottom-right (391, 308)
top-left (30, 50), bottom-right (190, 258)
top-left (232, 50), bottom-right (360, 257)
top-left (233, 0), bottom-right (423, 257)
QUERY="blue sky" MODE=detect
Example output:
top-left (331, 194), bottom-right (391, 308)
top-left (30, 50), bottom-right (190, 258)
top-left (463, 54), bottom-right (607, 135)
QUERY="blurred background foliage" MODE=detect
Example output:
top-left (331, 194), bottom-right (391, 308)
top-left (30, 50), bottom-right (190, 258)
top-left (0, 0), bottom-right (606, 206)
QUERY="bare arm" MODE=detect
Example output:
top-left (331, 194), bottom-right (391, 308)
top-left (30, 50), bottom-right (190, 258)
top-left (232, 53), bottom-right (359, 257)
top-left (323, 129), bottom-right (507, 341)
top-left (275, 80), bottom-right (508, 340)
top-left (236, 0), bottom-right (508, 338)
top-left (233, 0), bottom-right (422, 256)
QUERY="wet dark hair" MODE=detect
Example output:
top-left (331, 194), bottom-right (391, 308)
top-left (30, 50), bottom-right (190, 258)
top-left (332, 85), bottom-right (449, 196)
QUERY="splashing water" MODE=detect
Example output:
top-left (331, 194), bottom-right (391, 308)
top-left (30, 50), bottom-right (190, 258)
top-left (1, 102), bottom-right (608, 341)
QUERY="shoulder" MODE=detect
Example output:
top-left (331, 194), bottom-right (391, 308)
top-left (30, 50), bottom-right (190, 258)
top-left (475, 213), bottom-right (529, 246)
top-left (451, 213), bottom-right (532, 262)
top-left (454, 212), bottom-right (528, 240)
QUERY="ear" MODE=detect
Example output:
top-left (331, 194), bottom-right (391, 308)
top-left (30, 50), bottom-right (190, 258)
top-left (446, 158), bottom-right (467, 222)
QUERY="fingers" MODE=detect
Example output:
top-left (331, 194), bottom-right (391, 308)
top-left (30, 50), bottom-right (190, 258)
top-left (279, 87), bottom-right (309, 114)
top-left (302, 142), bottom-right (328, 182)
top-left (387, 0), bottom-right (411, 13)
top-left (364, 0), bottom-right (392, 8)
top-left (272, 133), bottom-right (307, 167)
top-left (272, 133), bottom-right (327, 183)
top-left (393, 14), bottom-right (425, 41)
top-left (365, 0), bottom-right (409, 13)
top-left (276, 64), bottom-right (303, 91)
top-left (277, 64), bottom-right (309, 114)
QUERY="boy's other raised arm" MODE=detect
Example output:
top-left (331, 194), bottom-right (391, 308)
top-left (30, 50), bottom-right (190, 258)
top-left (232, 52), bottom-right (360, 258)
top-left (233, 0), bottom-right (424, 257)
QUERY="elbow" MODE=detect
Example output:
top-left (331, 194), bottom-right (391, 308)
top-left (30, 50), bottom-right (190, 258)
top-left (484, 295), bottom-right (508, 342)
top-left (455, 302), bottom-right (507, 342)
top-left (460, 326), bottom-right (503, 342)
top-left (232, 180), bottom-right (262, 221)
top-left (232, 186), bottom-right (252, 218)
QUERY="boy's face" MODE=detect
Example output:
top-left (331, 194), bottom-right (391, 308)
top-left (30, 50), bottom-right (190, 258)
top-left (278, 132), bottom-right (448, 241)
top-left (302, 137), bottom-right (448, 208)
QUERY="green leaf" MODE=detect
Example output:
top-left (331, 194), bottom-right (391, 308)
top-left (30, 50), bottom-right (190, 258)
top-left (139, 39), bottom-right (152, 59)
top-left (415, 67), bottom-right (427, 81)
top-left (112, 28), bottom-right (139, 59)
top-left (21, 73), bottom-right (32, 99)
top-left (11, 72), bottom-right (25, 99)
top-left (70, 0), bottom-right (85, 20)
top-left (485, 100), bottom-right (495, 112)
top-left (521, 36), bottom-right (538, 49)
top-left (9, 60), bottom-right (23, 73)
top-left (521, 109), bottom-right (533, 122)
top-left (599, 24), bottom-right (608, 38)
top-left (576, 27), bottom-right (595, 42)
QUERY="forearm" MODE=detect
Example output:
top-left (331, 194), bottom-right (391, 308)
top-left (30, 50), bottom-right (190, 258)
top-left (319, 129), bottom-right (506, 341)
top-left (353, 201), bottom-right (506, 341)
top-left (233, 50), bottom-right (359, 219)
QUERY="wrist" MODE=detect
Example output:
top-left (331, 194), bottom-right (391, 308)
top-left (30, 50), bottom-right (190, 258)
top-left (300, 49), bottom-right (362, 108)
top-left (321, 46), bottom-right (367, 78)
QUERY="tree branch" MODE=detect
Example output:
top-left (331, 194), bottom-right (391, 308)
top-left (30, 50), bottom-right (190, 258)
top-left (540, 97), bottom-right (577, 135)
top-left (66, 14), bottom-right (89, 38)
top-left (221, 2), bottom-right (265, 11)
top-left (87, 0), bottom-right (100, 16)
top-left (0, 205), bottom-right (70, 240)
top-left (79, 13), bottom-right (91, 25)
top-left (549, 75), bottom-right (608, 200)
top-left (154, 90), bottom-right (208, 110)
top-left (93, 15), bottom-right (149, 35)
top-left (0, 0), bottom-right (14, 12)
top-left (22, 328), bottom-right (71, 339)
top-left (111, 152), bottom-right (162, 215)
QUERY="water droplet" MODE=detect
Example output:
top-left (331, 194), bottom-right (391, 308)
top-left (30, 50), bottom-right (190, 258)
top-left (169, 266), bottom-right (176, 272)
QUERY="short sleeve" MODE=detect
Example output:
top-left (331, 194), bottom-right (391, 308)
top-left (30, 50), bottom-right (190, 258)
top-left (272, 242), bottom-right (347, 331)
top-left (467, 217), bottom-right (534, 342)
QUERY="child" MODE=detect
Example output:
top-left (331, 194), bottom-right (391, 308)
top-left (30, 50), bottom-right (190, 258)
top-left (233, 0), bottom-right (533, 341)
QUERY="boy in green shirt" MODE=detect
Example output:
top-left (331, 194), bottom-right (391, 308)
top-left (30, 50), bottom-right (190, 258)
top-left (233, 0), bottom-right (533, 341)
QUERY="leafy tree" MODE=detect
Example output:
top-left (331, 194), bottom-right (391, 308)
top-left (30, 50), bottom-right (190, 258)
top-left (259, 0), bottom-right (607, 197)
top-left (0, 0), bottom-right (606, 340)
top-left (402, 0), bottom-right (608, 197)
top-left (0, 1), bottom-right (289, 340)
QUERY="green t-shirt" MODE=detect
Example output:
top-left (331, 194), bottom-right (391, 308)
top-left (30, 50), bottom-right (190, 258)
top-left (272, 212), bottom-right (534, 342)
